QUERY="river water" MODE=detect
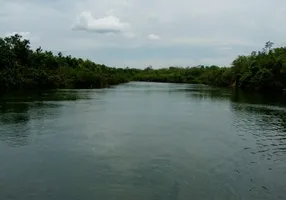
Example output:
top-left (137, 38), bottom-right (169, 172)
top-left (0, 82), bottom-right (286, 200)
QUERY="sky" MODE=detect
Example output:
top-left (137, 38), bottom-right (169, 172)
top-left (1, 0), bottom-right (286, 68)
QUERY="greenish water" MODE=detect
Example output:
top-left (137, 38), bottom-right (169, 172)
top-left (0, 82), bottom-right (286, 200)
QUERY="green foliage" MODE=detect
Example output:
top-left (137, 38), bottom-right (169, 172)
top-left (135, 41), bottom-right (286, 92)
top-left (0, 34), bottom-right (137, 92)
top-left (232, 41), bottom-right (286, 91)
top-left (134, 65), bottom-right (234, 87)
top-left (1, 35), bottom-right (285, 93)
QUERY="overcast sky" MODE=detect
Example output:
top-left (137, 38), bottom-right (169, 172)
top-left (1, 0), bottom-right (286, 68)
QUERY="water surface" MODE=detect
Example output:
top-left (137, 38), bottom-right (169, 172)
top-left (1, 82), bottom-right (286, 200)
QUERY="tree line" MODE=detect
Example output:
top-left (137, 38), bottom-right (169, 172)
top-left (1, 34), bottom-right (286, 94)
top-left (134, 42), bottom-right (286, 92)
top-left (0, 34), bottom-right (139, 94)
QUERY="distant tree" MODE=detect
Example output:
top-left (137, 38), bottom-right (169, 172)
top-left (263, 41), bottom-right (274, 53)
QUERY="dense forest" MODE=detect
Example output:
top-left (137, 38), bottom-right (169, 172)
top-left (1, 34), bottom-right (286, 94)
top-left (134, 41), bottom-right (286, 92)
top-left (0, 34), bottom-right (139, 94)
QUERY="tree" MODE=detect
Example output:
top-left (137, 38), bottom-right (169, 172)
top-left (263, 41), bottom-right (274, 53)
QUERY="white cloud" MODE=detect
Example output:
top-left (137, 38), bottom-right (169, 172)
top-left (148, 34), bottom-right (160, 40)
top-left (72, 11), bottom-right (130, 34)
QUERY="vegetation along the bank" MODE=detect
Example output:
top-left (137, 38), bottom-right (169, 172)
top-left (1, 34), bottom-right (286, 94)
top-left (0, 34), bottom-right (140, 93)
top-left (134, 41), bottom-right (286, 92)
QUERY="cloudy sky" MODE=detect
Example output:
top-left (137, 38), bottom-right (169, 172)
top-left (1, 0), bottom-right (286, 68)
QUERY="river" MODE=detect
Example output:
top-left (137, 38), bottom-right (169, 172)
top-left (0, 82), bottom-right (286, 200)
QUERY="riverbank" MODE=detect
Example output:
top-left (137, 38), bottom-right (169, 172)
top-left (0, 34), bottom-right (140, 94)
top-left (1, 34), bottom-right (286, 94)
top-left (132, 42), bottom-right (286, 92)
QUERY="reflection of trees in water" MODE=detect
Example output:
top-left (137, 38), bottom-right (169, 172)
top-left (230, 90), bottom-right (286, 155)
top-left (183, 85), bottom-right (233, 101)
top-left (0, 89), bottom-right (92, 102)
top-left (184, 85), bottom-right (286, 160)
top-left (230, 90), bottom-right (286, 106)
top-left (0, 102), bottom-right (30, 124)
top-left (184, 84), bottom-right (286, 105)
top-left (0, 89), bottom-right (93, 147)
top-left (230, 97), bottom-right (286, 161)
top-left (0, 102), bottom-right (31, 147)
top-left (231, 102), bottom-right (286, 131)
top-left (183, 84), bottom-right (286, 131)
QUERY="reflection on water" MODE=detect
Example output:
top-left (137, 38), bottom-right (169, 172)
top-left (186, 85), bottom-right (286, 161)
top-left (0, 90), bottom-right (93, 147)
top-left (230, 90), bottom-right (286, 159)
top-left (0, 83), bottom-right (286, 200)
top-left (231, 103), bottom-right (286, 161)
top-left (0, 89), bottom-right (92, 102)
top-left (231, 90), bottom-right (286, 106)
